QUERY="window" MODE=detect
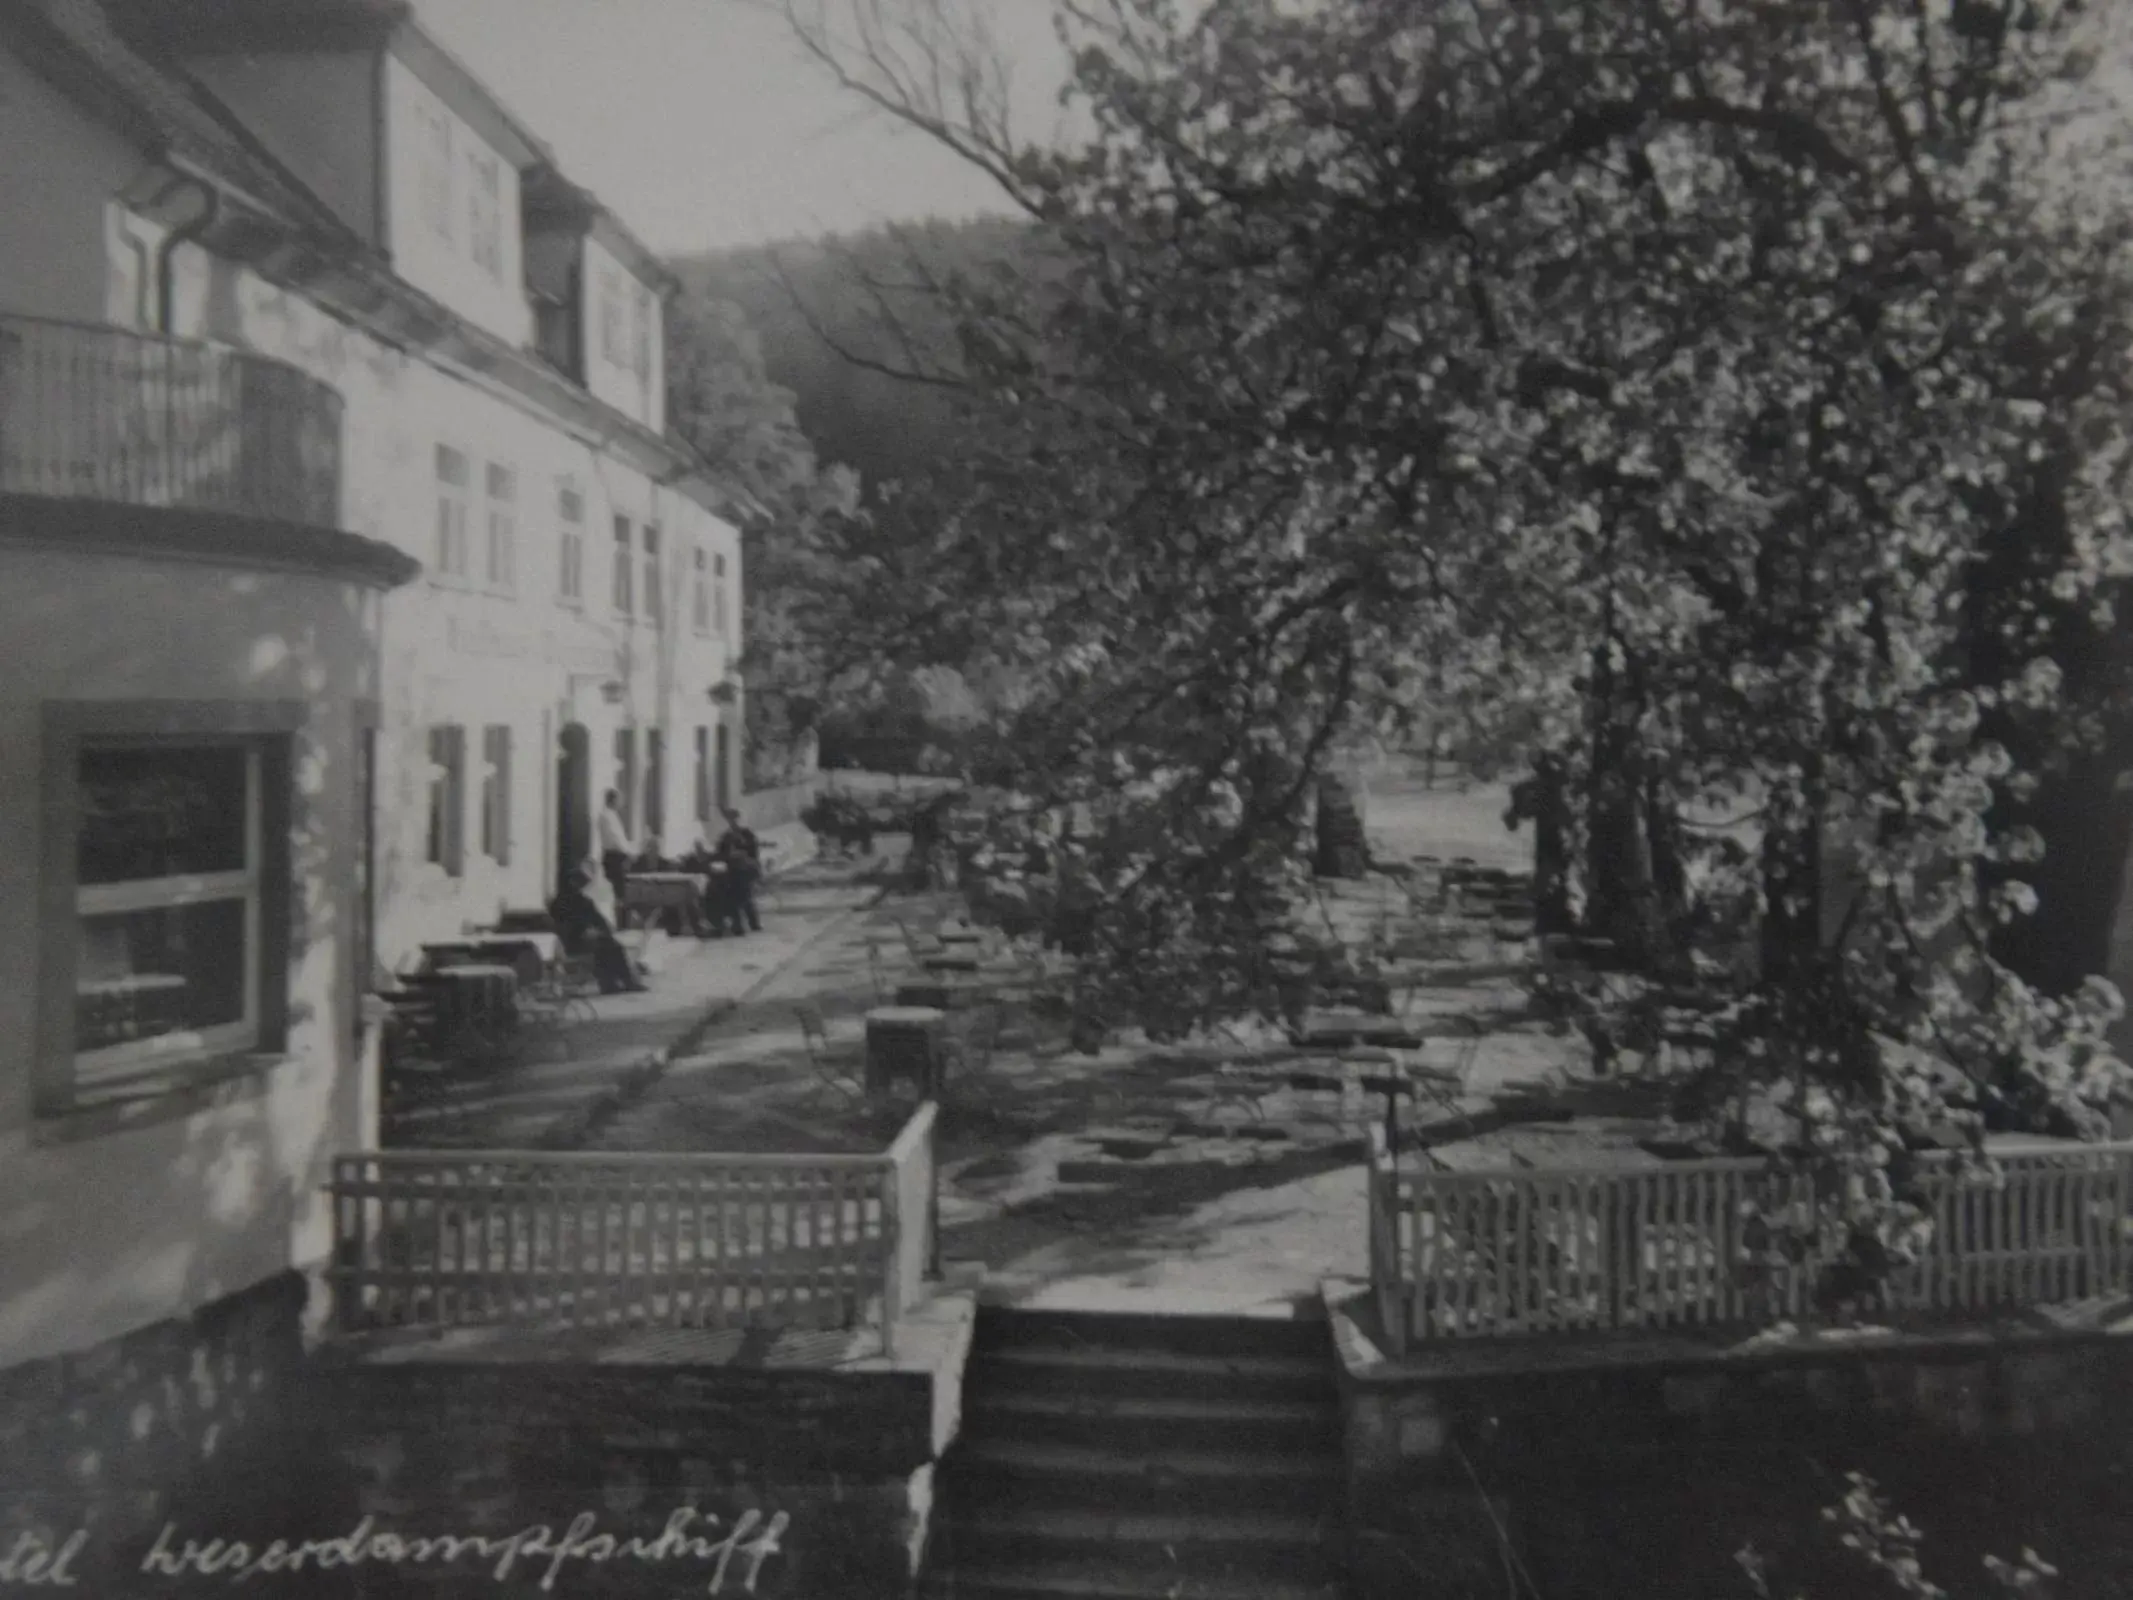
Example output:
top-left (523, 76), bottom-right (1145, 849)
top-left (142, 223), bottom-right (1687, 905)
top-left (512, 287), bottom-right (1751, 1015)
top-left (693, 726), bottom-right (710, 825)
top-left (484, 462), bottom-right (516, 592)
top-left (71, 742), bottom-right (264, 1094)
top-left (645, 729), bottom-right (665, 845)
top-left (631, 282), bottom-right (653, 380)
top-left (420, 103), bottom-right (455, 242)
top-left (613, 728), bottom-right (637, 834)
top-left (468, 150), bottom-right (503, 279)
top-left (479, 725), bottom-right (512, 865)
top-left (692, 547), bottom-right (711, 635)
top-left (557, 482), bottom-right (584, 605)
top-left (643, 525), bottom-right (663, 625)
top-left (426, 725), bottom-right (466, 877)
top-left (435, 445), bottom-right (470, 581)
top-left (113, 221), bottom-right (158, 332)
top-left (713, 551), bottom-right (730, 637)
top-left (599, 267), bottom-right (625, 364)
top-left (611, 514), bottom-right (633, 616)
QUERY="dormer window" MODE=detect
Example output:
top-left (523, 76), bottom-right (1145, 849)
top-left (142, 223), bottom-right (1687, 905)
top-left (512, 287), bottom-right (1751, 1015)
top-left (598, 267), bottom-right (625, 365)
top-left (420, 104), bottom-right (455, 242)
top-left (631, 282), bottom-right (652, 380)
top-left (468, 151), bottom-right (503, 279)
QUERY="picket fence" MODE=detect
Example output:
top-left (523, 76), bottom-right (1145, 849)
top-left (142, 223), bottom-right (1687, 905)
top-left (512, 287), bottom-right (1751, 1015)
top-left (1368, 1130), bottom-right (2133, 1352)
top-left (329, 1102), bottom-right (938, 1354)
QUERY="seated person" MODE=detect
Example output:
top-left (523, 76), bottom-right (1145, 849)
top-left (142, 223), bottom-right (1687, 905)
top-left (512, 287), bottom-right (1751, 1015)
top-left (547, 867), bottom-right (646, 994)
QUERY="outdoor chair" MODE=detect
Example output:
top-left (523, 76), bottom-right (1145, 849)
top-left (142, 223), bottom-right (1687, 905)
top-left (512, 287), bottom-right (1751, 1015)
top-left (1384, 1021), bottom-right (1486, 1151)
top-left (795, 1001), bottom-right (863, 1102)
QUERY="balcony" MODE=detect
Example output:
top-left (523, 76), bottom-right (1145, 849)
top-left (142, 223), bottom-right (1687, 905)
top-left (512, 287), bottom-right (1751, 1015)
top-left (0, 313), bottom-right (342, 531)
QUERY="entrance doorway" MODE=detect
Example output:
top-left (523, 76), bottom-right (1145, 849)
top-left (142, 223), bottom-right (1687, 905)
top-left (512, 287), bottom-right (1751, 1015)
top-left (556, 722), bottom-right (591, 891)
top-left (715, 723), bottom-right (732, 814)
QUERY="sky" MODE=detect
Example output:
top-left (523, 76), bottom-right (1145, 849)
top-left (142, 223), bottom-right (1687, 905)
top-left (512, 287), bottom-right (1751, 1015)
top-left (411, 0), bottom-right (1069, 258)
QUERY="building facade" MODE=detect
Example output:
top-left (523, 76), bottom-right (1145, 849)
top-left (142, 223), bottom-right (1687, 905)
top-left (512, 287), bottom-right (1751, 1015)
top-left (0, 0), bottom-right (749, 1556)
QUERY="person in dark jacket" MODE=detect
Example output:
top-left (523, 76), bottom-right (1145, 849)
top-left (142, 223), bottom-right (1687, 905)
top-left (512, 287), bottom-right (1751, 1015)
top-left (714, 807), bottom-right (763, 935)
top-left (548, 867), bottom-right (645, 993)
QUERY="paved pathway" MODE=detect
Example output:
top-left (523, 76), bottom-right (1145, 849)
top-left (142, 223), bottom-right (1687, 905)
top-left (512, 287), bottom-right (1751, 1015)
top-left (568, 779), bottom-right (1579, 1318)
top-left (382, 848), bottom-right (893, 1150)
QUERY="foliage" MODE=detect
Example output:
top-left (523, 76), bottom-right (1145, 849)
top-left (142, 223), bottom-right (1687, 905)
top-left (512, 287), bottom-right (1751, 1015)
top-left (772, 0), bottom-right (2133, 1267)
top-left (1739, 1472), bottom-right (2062, 1600)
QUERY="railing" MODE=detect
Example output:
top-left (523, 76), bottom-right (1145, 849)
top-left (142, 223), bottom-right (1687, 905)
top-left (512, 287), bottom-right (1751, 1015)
top-left (0, 312), bottom-right (342, 528)
top-left (1369, 1140), bottom-right (2133, 1352)
top-left (739, 776), bottom-right (822, 833)
top-left (327, 1102), bottom-right (940, 1353)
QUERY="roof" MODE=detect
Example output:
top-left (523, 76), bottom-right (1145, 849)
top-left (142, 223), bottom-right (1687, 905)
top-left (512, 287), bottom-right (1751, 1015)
top-left (523, 166), bottom-right (681, 298)
top-left (2, 0), bottom-right (368, 247)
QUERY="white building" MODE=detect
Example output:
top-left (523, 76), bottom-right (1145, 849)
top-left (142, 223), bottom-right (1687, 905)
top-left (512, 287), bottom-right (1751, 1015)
top-left (0, 0), bottom-right (753, 1548)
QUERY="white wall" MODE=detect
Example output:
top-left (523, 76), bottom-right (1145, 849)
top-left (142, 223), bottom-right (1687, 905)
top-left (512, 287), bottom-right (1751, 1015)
top-left (379, 57), bottom-right (531, 348)
top-left (581, 234), bottom-right (664, 433)
top-left (0, 551), bottom-right (382, 1366)
top-left (147, 211), bottom-right (739, 964)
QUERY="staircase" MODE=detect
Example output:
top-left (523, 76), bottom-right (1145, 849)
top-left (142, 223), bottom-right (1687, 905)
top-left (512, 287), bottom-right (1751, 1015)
top-left (925, 1308), bottom-right (1348, 1600)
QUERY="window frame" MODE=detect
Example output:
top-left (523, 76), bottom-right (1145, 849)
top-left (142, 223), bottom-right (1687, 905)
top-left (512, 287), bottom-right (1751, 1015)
top-left (484, 461), bottom-right (516, 594)
top-left (420, 102), bottom-right (456, 243)
top-left (642, 524), bottom-right (663, 627)
top-left (36, 701), bottom-right (301, 1125)
top-left (468, 148), bottom-right (504, 280)
top-left (713, 551), bottom-right (730, 638)
top-left (435, 443), bottom-right (471, 583)
top-left (692, 546), bottom-right (711, 635)
top-left (557, 480), bottom-right (585, 607)
top-left (611, 513), bottom-right (633, 617)
top-left (479, 724), bottom-right (512, 866)
top-left (426, 723), bottom-right (467, 878)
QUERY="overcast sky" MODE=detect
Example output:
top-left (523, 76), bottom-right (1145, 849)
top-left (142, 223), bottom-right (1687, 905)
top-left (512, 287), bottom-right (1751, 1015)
top-left (411, 0), bottom-right (1065, 258)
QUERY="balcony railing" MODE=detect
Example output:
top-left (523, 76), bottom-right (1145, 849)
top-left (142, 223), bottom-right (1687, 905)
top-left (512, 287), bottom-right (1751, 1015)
top-left (0, 313), bottom-right (342, 529)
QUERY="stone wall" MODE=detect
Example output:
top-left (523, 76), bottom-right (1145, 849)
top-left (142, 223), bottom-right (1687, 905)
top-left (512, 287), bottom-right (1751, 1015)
top-left (1342, 1331), bottom-right (2133, 1600)
top-left (281, 1343), bottom-right (946, 1599)
top-left (0, 1270), bottom-right (311, 1593)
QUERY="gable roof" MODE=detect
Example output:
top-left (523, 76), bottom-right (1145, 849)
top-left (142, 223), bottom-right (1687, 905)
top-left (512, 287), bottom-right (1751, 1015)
top-left (1, 0), bottom-right (368, 248)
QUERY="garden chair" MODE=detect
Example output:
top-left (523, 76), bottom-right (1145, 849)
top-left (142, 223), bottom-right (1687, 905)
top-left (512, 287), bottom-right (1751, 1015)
top-left (795, 1001), bottom-right (863, 1102)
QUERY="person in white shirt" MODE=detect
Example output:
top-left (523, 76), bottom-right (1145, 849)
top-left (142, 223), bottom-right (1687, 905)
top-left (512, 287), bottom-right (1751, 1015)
top-left (596, 789), bottom-right (635, 909)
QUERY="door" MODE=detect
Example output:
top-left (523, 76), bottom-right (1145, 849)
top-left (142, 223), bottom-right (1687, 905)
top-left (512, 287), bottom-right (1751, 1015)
top-left (714, 723), bottom-right (732, 815)
top-left (556, 722), bottom-right (591, 891)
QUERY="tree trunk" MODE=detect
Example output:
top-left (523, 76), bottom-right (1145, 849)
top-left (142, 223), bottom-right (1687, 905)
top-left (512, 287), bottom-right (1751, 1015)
top-left (1313, 768), bottom-right (1370, 878)
top-left (1531, 755), bottom-right (1575, 938)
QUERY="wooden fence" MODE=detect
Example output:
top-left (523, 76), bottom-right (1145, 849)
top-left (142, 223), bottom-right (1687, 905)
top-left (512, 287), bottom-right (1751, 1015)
top-left (1368, 1134), bottom-right (2133, 1352)
top-left (328, 1103), bottom-right (939, 1354)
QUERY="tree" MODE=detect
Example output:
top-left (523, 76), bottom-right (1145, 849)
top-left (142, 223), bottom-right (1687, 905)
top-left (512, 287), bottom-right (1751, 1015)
top-left (769, 0), bottom-right (2133, 1253)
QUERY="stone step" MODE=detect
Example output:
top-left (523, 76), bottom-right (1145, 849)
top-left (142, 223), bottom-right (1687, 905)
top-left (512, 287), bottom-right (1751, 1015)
top-left (941, 1437), bottom-right (1342, 1515)
top-left (934, 1510), bottom-right (1342, 1585)
top-left (976, 1307), bottom-right (1331, 1361)
top-left (961, 1391), bottom-right (1342, 1456)
top-left (971, 1341), bottom-right (1338, 1403)
top-left (920, 1561), bottom-right (1345, 1600)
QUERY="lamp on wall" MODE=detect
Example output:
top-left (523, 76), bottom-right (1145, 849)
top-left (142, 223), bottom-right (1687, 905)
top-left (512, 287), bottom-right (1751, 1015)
top-left (707, 681), bottom-right (739, 706)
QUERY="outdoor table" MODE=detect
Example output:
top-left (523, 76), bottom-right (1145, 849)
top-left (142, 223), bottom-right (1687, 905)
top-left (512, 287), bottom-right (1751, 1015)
top-left (408, 963), bottom-right (519, 1041)
top-left (864, 1005), bottom-right (949, 1098)
top-left (895, 977), bottom-right (988, 1012)
top-left (621, 872), bottom-right (710, 934)
top-left (424, 932), bottom-right (563, 987)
